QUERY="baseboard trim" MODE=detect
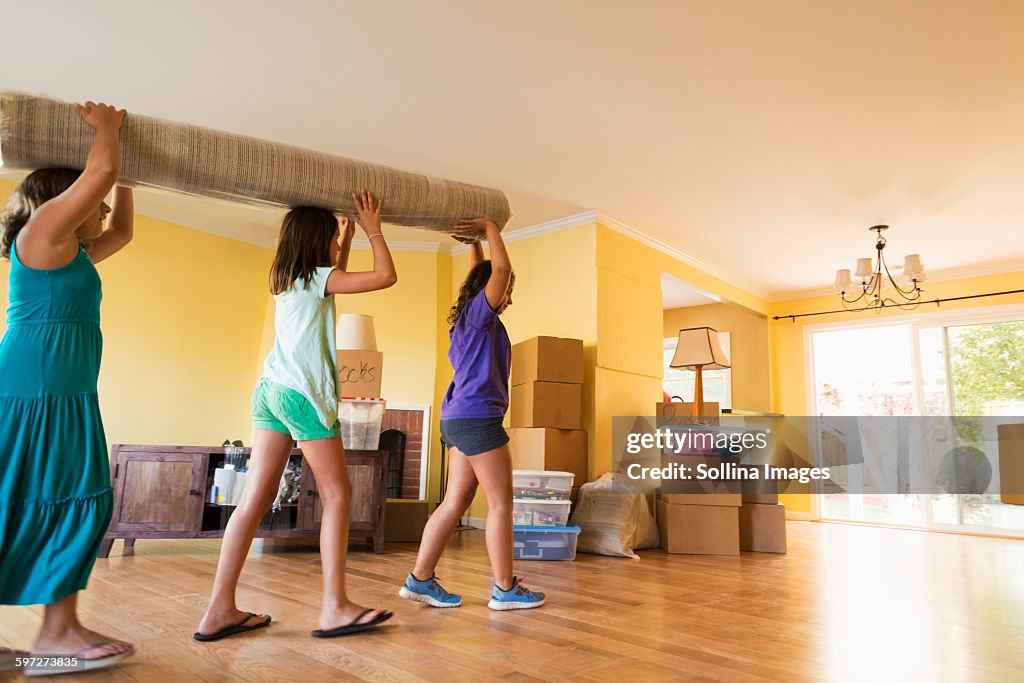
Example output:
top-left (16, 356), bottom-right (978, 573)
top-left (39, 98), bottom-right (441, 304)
top-left (466, 516), bottom-right (487, 529)
top-left (785, 511), bottom-right (815, 521)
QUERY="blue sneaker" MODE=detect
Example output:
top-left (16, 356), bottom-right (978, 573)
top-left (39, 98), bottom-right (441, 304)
top-left (399, 573), bottom-right (462, 608)
top-left (487, 576), bottom-right (545, 610)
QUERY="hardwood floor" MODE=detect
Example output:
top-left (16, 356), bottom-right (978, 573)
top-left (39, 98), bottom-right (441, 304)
top-left (2, 522), bottom-right (1023, 682)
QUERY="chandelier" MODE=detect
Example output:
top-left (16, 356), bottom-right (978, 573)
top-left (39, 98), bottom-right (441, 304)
top-left (833, 225), bottom-right (927, 311)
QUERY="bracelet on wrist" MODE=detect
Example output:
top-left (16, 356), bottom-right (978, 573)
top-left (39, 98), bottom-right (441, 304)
top-left (367, 233), bottom-right (385, 241)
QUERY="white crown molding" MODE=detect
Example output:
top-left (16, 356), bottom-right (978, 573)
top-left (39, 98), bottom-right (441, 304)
top-left (773, 260), bottom-right (1024, 302)
top-left (351, 239), bottom-right (443, 253)
top-left (595, 212), bottom-right (772, 300)
top-left (450, 210), bottom-right (599, 255)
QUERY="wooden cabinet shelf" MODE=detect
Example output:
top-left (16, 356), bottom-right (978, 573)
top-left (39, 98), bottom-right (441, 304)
top-left (100, 444), bottom-right (388, 557)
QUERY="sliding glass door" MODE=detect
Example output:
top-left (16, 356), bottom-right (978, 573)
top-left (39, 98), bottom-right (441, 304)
top-left (808, 306), bottom-right (1024, 535)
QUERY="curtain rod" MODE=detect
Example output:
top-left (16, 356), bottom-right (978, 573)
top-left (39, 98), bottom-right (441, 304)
top-left (772, 289), bottom-right (1024, 322)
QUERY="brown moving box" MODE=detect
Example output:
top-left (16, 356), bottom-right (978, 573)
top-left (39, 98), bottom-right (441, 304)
top-left (511, 381), bottom-right (582, 430)
top-left (738, 503), bottom-right (787, 553)
top-left (658, 453), bottom-right (743, 497)
top-left (336, 349), bottom-right (383, 398)
top-left (655, 499), bottom-right (740, 555)
top-left (384, 499), bottom-right (430, 542)
top-left (511, 336), bottom-right (584, 386)
top-left (742, 493), bottom-right (780, 504)
top-left (656, 401), bottom-right (720, 424)
top-left (742, 476), bottom-right (780, 504)
top-left (508, 428), bottom-right (588, 485)
top-left (658, 493), bottom-right (741, 506)
top-left (998, 424), bottom-right (1024, 506)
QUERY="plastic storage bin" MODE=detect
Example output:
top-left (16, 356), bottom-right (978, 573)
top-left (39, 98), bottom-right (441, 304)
top-left (338, 397), bottom-right (386, 449)
top-left (512, 498), bottom-right (572, 526)
top-left (513, 525), bottom-right (581, 560)
top-left (512, 470), bottom-right (575, 500)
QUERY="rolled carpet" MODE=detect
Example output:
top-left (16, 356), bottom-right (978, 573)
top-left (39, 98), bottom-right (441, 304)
top-left (0, 92), bottom-right (510, 231)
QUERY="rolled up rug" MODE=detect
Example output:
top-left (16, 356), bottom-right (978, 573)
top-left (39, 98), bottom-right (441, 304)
top-left (0, 92), bottom-right (510, 231)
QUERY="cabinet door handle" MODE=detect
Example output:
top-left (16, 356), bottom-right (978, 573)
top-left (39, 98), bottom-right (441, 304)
top-left (189, 488), bottom-right (201, 496)
top-left (306, 489), bottom-right (314, 496)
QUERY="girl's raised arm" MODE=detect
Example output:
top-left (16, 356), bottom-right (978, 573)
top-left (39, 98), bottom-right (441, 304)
top-left (335, 216), bottom-right (355, 271)
top-left (86, 186), bottom-right (134, 264)
top-left (25, 103), bottom-right (125, 252)
top-left (454, 218), bottom-right (510, 310)
top-left (325, 189), bottom-right (398, 294)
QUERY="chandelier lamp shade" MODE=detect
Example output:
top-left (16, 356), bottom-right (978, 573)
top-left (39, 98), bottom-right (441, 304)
top-left (833, 225), bottom-right (926, 311)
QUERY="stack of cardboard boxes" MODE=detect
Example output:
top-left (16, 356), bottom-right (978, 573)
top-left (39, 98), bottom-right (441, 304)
top-left (654, 402), bottom-right (786, 555)
top-left (508, 337), bottom-right (588, 494)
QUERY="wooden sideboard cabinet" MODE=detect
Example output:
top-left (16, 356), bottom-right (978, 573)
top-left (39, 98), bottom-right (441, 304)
top-left (100, 444), bottom-right (388, 557)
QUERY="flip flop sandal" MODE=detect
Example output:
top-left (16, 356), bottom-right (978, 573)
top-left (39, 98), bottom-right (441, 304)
top-left (23, 640), bottom-right (135, 677)
top-left (193, 613), bottom-right (272, 642)
top-left (311, 609), bottom-right (393, 638)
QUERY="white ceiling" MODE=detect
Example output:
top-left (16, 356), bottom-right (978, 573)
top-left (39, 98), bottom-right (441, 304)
top-left (661, 273), bottom-right (720, 309)
top-left (4, 1), bottom-right (1024, 299)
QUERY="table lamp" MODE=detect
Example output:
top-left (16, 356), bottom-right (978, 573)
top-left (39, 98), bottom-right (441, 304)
top-left (669, 327), bottom-right (731, 418)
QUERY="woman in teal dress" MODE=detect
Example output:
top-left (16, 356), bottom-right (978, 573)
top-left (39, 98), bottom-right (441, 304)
top-left (0, 101), bottom-right (136, 672)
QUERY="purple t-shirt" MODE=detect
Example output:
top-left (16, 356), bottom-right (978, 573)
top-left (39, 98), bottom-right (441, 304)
top-left (441, 289), bottom-right (511, 419)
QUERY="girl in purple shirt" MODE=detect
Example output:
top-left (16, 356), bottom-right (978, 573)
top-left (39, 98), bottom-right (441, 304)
top-left (399, 218), bottom-right (545, 610)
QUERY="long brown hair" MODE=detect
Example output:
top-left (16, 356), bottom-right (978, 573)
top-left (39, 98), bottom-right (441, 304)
top-left (448, 261), bottom-right (514, 325)
top-left (1, 168), bottom-right (82, 259)
top-left (269, 206), bottom-right (338, 294)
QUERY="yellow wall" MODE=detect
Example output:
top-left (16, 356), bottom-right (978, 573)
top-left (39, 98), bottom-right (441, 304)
top-left (663, 302), bottom-right (771, 412)
top-left (767, 269), bottom-right (1024, 513)
top-left (0, 179), bottom-right (275, 449)
top-left (593, 223), bottom-right (771, 477)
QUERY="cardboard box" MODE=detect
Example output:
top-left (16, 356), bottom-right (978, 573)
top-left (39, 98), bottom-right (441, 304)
top-left (337, 349), bottom-right (383, 398)
top-left (658, 493), bottom-right (741, 506)
top-left (998, 424), bottom-right (1024, 506)
top-left (511, 381), bottom-right (582, 430)
top-left (655, 499), bottom-right (739, 555)
top-left (658, 453), bottom-right (743, 497)
top-left (742, 475), bottom-right (780, 505)
top-left (384, 499), bottom-right (430, 542)
top-left (738, 503), bottom-right (787, 553)
top-left (742, 493), bottom-right (780, 504)
top-left (508, 428), bottom-right (588, 485)
top-left (656, 401), bottom-right (720, 425)
top-left (511, 336), bottom-right (584, 386)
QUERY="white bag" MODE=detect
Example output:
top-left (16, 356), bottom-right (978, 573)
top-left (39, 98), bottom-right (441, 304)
top-left (571, 473), bottom-right (659, 559)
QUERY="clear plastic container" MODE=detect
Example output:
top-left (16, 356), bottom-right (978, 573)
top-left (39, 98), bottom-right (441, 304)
top-left (513, 525), bottom-right (581, 560)
top-left (338, 397), bottom-right (386, 450)
top-left (512, 470), bottom-right (575, 500)
top-left (512, 499), bottom-right (572, 527)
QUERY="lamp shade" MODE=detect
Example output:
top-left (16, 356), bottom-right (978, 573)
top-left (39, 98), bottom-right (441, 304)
top-left (903, 254), bottom-right (923, 273)
top-left (336, 314), bottom-right (378, 351)
top-left (670, 327), bottom-right (731, 370)
top-left (854, 258), bottom-right (875, 279)
top-left (834, 269), bottom-right (852, 290)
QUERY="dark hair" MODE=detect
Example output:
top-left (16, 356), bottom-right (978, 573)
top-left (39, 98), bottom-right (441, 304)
top-left (448, 261), bottom-right (515, 325)
top-left (269, 206), bottom-right (338, 295)
top-left (1, 168), bottom-right (82, 259)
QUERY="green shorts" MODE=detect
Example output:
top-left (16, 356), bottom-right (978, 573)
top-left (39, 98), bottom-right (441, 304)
top-left (251, 378), bottom-right (340, 441)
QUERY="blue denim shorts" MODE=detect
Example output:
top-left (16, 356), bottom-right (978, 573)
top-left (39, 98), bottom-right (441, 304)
top-left (440, 417), bottom-right (509, 456)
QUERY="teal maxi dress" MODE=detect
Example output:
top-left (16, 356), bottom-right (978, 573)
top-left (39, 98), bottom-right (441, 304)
top-left (0, 244), bottom-right (112, 605)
